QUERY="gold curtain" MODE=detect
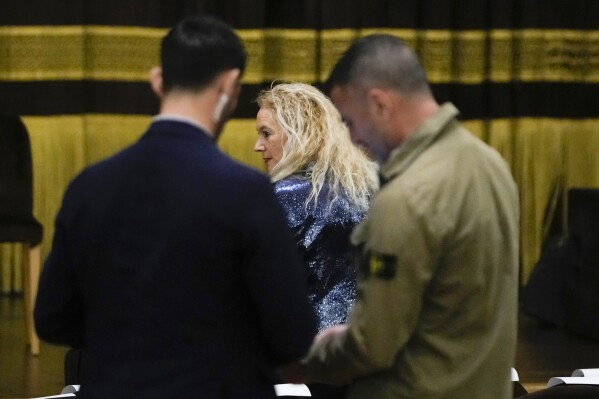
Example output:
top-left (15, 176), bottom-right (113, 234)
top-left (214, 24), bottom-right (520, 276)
top-left (1, 24), bottom-right (598, 292)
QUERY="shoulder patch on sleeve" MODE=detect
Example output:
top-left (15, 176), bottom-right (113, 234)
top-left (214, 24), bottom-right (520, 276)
top-left (359, 250), bottom-right (397, 279)
top-left (369, 251), bottom-right (397, 279)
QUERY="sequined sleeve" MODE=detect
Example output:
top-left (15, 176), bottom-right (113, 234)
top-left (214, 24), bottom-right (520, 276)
top-left (274, 174), bottom-right (367, 331)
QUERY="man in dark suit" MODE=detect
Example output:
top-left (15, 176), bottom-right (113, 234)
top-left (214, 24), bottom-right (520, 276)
top-left (34, 15), bottom-right (317, 399)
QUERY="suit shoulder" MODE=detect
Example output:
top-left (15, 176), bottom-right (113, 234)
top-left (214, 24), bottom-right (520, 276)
top-left (217, 154), bottom-right (271, 185)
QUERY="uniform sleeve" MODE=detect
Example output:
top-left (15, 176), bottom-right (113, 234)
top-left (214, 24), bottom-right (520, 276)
top-left (241, 176), bottom-right (318, 365)
top-left (303, 186), bottom-right (448, 384)
top-left (34, 189), bottom-right (85, 348)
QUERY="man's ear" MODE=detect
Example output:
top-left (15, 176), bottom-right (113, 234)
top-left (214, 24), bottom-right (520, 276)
top-left (149, 66), bottom-right (164, 98)
top-left (218, 68), bottom-right (241, 96)
top-left (367, 87), bottom-right (393, 120)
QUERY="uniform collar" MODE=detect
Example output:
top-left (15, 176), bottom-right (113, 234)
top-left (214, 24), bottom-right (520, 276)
top-left (379, 102), bottom-right (460, 185)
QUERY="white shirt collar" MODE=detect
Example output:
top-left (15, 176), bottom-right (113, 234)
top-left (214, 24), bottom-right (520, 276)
top-left (152, 114), bottom-right (212, 137)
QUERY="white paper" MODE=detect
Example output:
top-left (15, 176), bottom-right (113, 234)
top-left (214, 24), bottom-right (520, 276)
top-left (511, 368), bottom-right (520, 382)
top-left (61, 385), bottom-right (81, 394)
top-left (572, 369), bottom-right (599, 377)
top-left (547, 376), bottom-right (599, 388)
top-left (274, 383), bottom-right (312, 397)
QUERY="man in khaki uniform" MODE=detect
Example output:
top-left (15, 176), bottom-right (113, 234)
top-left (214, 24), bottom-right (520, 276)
top-left (285, 35), bottom-right (520, 399)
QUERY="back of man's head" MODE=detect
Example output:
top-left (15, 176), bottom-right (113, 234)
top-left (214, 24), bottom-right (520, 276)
top-left (325, 34), bottom-right (431, 98)
top-left (160, 15), bottom-right (247, 94)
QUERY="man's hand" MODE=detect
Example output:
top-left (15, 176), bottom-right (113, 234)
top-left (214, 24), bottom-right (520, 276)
top-left (314, 324), bottom-right (348, 345)
top-left (280, 325), bottom-right (349, 384)
top-left (279, 361), bottom-right (309, 384)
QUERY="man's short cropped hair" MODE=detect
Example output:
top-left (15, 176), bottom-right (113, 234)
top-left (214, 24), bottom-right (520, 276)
top-left (160, 15), bottom-right (247, 93)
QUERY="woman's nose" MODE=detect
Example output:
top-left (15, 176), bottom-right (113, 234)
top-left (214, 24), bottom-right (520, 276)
top-left (254, 138), bottom-right (264, 152)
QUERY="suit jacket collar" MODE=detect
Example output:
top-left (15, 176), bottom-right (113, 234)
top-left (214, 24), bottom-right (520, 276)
top-left (144, 119), bottom-right (215, 144)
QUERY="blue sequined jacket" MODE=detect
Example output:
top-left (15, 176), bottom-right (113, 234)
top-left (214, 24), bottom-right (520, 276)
top-left (274, 172), bottom-right (368, 331)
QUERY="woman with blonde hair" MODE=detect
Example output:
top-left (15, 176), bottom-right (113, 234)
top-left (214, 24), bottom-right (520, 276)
top-left (254, 83), bottom-right (377, 398)
top-left (254, 82), bottom-right (378, 331)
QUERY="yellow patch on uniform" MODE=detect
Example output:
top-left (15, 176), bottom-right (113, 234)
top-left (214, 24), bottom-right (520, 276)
top-left (366, 251), bottom-right (397, 279)
top-left (369, 255), bottom-right (384, 275)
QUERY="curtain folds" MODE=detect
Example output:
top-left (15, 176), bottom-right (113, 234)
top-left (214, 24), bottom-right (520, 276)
top-left (1, 0), bottom-right (598, 292)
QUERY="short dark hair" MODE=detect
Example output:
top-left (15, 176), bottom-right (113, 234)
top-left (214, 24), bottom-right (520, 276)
top-left (160, 15), bottom-right (247, 93)
top-left (325, 34), bottom-right (430, 97)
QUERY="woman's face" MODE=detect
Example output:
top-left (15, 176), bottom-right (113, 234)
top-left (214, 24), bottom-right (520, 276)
top-left (254, 107), bottom-right (287, 173)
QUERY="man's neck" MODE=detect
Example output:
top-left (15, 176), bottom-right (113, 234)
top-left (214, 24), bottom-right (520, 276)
top-left (159, 92), bottom-right (216, 137)
top-left (394, 97), bottom-right (440, 143)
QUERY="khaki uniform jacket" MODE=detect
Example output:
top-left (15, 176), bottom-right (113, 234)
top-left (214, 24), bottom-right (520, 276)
top-left (304, 103), bottom-right (519, 399)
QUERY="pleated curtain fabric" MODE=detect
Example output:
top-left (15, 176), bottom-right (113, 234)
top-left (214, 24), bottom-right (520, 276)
top-left (0, 0), bottom-right (597, 292)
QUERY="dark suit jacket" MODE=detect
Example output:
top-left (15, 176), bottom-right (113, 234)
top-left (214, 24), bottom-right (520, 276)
top-left (34, 120), bottom-right (317, 399)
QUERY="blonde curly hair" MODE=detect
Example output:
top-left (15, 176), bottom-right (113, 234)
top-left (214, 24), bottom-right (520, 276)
top-left (256, 82), bottom-right (378, 211)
